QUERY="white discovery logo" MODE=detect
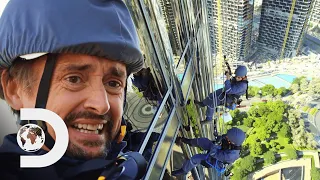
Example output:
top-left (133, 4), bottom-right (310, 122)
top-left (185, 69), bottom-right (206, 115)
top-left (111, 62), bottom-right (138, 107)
top-left (17, 124), bottom-right (45, 152)
top-left (18, 108), bottom-right (69, 168)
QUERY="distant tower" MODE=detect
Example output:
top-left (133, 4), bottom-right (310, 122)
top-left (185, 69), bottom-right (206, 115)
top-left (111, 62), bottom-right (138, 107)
top-left (310, 0), bottom-right (320, 23)
top-left (210, 0), bottom-right (254, 62)
top-left (257, 0), bottom-right (314, 59)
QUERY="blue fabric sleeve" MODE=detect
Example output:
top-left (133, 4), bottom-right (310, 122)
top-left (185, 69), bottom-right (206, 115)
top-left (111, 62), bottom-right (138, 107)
top-left (212, 150), bottom-right (240, 164)
top-left (224, 80), bottom-right (247, 95)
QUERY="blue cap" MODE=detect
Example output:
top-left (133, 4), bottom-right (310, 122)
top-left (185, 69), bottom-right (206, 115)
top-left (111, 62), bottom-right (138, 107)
top-left (0, 0), bottom-right (143, 74)
top-left (227, 127), bottom-right (245, 146)
top-left (235, 66), bottom-right (247, 77)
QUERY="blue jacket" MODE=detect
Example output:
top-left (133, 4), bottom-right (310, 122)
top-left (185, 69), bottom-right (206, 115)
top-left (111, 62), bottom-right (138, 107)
top-left (224, 78), bottom-right (247, 99)
top-left (208, 136), bottom-right (241, 164)
top-left (0, 134), bottom-right (126, 180)
top-left (223, 78), bottom-right (248, 110)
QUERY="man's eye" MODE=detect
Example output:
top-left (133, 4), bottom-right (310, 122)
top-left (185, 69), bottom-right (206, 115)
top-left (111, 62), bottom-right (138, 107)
top-left (107, 81), bottom-right (121, 87)
top-left (66, 76), bottom-right (82, 83)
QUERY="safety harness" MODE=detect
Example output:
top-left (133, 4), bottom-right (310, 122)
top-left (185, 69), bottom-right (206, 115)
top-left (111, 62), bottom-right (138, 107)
top-left (222, 60), bottom-right (249, 109)
top-left (205, 138), bottom-right (242, 176)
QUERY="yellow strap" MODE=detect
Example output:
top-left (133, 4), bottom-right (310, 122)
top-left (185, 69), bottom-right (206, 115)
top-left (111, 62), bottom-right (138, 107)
top-left (98, 176), bottom-right (105, 180)
top-left (117, 125), bottom-right (126, 143)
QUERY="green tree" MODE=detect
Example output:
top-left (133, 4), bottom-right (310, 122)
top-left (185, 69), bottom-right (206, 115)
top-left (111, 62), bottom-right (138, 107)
top-left (257, 103), bottom-right (272, 117)
top-left (250, 142), bottom-right (264, 156)
top-left (279, 123), bottom-right (291, 138)
top-left (253, 117), bottom-right (266, 128)
top-left (231, 168), bottom-right (246, 180)
top-left (243, 117), bottom-right (255, 127)
top-left (241, 155), bottom-right (256, 172)
top-left (300, 78), bottom-right (309, 93)
top-left (248, 86), bottom-right (260, 97)
top-left (269, 141), bottom-right (279, 151)
top-left (264, 151), bottom-right (276, 165)
top-left (284, 148), bottom-right (298, 159)
top-left (308, 78), bottom-right (320, 95)
top-left (257, 128), bottom-right (270, 141)
top-left (292, 76), bottom-right (306, 85)
top-left (261, 84), bottom-right (276, 96)
top-left (306, 132), bottom-right (318, 150)
top-left (248, 104), bottom-right (260, 117)
top-left (291, 84), bottom-right (300, 94)
top-left (276, 87), bottom-right (289, 96)
top-left (311, 167), bottom-right (320, 180)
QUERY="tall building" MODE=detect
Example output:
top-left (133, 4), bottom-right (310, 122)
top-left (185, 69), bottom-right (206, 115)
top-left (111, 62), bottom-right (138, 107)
top-left (159, 0), bottom-right (182, 56)
top-left (207, 0), bottom-right (216, 56)
top-left (310, 0), bottom-right (320, 23)
top-left (257, 0), bottom-right (314, 59)
top-left (210, 0), bottom-right (254, 62)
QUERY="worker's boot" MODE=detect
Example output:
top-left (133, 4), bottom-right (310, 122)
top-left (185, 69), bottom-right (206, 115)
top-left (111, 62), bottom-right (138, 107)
top-left (194, 100), bottom-right (205, 107)
top-left (171, 169), bottom-right (185, 176)
top-left (175, 137), bottom-right (192, 146)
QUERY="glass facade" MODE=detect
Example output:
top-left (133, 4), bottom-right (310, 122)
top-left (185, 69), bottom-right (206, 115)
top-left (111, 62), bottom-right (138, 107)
top-left (124, 0), bottom-right (221, 179)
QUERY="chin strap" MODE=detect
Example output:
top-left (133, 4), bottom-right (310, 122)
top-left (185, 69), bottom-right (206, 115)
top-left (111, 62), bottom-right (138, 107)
top-left (19, 53), bottom-right (57, 150)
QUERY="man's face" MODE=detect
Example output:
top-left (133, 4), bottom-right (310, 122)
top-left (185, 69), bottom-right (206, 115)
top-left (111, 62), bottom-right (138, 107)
top-left (235, 76), bottom-right (244, 81)
top-left (13, 54), bottom-right (127, 159)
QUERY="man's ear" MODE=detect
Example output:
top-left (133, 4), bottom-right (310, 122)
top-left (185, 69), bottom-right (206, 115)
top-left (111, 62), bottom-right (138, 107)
top-left (1, 70), bottom-right (23, 111)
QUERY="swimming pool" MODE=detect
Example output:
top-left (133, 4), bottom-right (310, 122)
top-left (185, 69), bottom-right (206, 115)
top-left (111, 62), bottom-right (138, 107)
top-left (178, 73), bottom-right (309, 90)
top-left (276, 74), bottom-right (297, 83)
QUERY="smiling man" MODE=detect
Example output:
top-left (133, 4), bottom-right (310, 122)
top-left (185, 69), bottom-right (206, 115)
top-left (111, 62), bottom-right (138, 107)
top-left (0, 0), bottom-right (144, 179)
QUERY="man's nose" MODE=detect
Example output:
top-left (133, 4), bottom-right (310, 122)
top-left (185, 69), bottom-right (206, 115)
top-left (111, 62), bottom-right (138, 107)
top-left (83, 85), bottom-right (110, 115)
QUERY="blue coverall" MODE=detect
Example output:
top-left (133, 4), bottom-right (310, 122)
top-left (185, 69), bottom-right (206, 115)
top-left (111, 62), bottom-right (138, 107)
top-left (172, 137), bottom-right (241, 176)
top-left (0, 134), bottom-right (128, 179)
top-left (202, 78), bottom-right (247, 121)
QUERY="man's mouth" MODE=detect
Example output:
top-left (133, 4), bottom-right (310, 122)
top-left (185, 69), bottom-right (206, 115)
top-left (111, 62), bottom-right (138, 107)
top-left (71, 123), bottom-right (104, 134)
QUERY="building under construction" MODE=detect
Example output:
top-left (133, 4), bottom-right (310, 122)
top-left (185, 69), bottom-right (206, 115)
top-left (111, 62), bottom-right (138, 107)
top-left (310, 0), bottom-right (320, 23)
top-left (210, 0), bottom-right (254, 62)
top-left (257, 0), bottom-right (314, 59)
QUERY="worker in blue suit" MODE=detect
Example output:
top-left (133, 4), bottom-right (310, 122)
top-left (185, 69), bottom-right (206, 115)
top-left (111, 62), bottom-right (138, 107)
top-left (171, 127), bottom-right (245, 176)
top-left (195, 66), bottom-right (249, 121)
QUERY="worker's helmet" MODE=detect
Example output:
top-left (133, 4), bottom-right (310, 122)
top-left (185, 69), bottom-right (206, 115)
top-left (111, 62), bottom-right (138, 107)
top-left (226, 127), bottom-right (245, 146)
top-left (0, 0), bottom-right (143, 150)
top-left (235, 66), bottom-right (247, 77)
top-left (0, 0), bottom-right (143, 74)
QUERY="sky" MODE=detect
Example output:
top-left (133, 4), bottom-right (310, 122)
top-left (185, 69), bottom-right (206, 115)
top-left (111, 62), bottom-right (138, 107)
top-left (0, 0), bottom-right (9, 17)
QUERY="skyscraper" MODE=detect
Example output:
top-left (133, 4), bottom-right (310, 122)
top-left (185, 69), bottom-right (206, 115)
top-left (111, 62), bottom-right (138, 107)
top-left (210, 0), bottom-right (254, 62)
top-left (310, 0), bottom-right (320, 23)
top-left (207, 0), bottom-right (216, 56)
top-left (257, 0), bottom-right (314, 59)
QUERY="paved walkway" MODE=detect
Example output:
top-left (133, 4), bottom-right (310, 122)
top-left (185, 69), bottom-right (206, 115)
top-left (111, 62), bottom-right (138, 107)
top-left (250, 150), bottom-right (319, 180)
top-left (252, 158), bottom-right (311, 180)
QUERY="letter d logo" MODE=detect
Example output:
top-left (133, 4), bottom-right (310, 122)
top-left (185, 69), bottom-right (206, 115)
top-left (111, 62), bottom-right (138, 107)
top-left (19, 108), bottom-right (69, 168)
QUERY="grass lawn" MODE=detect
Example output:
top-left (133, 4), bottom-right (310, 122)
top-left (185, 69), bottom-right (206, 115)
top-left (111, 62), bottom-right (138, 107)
top-left (236, 125), bottom-right (250, 132)
top-left (274, 136), bottom-right (293, 153)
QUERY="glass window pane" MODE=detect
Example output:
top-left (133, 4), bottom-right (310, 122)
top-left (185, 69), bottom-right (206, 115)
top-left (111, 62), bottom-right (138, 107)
top-left (148, 112), bottom-right (179, 179)
top-left (123, 0), bottom-right (172, 163)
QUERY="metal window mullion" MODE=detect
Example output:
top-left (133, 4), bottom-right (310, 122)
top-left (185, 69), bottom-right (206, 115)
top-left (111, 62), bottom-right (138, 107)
top-left (158, 120), bottom-right (181, 180)
top-left (138, 85), bottom-right (172, 154)
top-left (176, 39), bottom-right (191, 69)
top-left (143, 106), bottom-right (176, 180)
top-left (181, 52), bottom-right (194, 85)
top-left (138, 0), bottom-right (171, 88)
top-left (185, 67), bottom-right (196, 103)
